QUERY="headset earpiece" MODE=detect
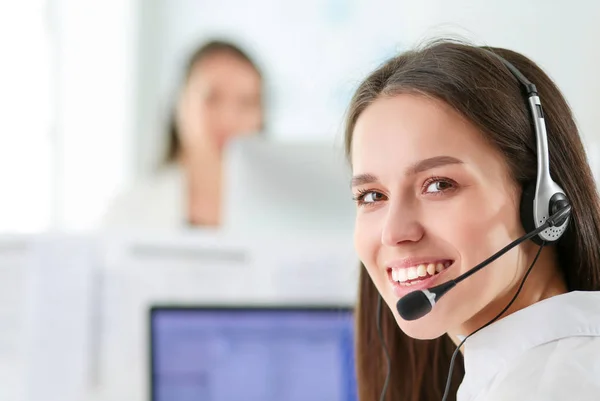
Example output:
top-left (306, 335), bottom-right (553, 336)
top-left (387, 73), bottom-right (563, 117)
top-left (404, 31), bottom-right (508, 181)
top-left (519, 181), bottom-right (539, 244)
top-left (483, 49), bottom-right (572, 244)
top-left (549, 193), bottom-right (571, 226)
top-left (519, 181), bottom-right (571, 245)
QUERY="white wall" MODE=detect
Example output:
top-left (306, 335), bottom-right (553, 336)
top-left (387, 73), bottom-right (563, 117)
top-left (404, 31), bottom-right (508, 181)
top-left (134, 0), bottom-right (600, 178)
top-left (0, 0), bottom-right (53, 233)
top-left (134, 0), bottom-right (412, 173)
top-left (22, 0), bottom-right (600, 230)
top-left (52, 0), bottom-right (138, 230)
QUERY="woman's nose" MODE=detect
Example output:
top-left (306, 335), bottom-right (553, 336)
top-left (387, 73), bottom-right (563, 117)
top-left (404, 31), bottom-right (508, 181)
top-left (381, 201), bottom-right (424, 246)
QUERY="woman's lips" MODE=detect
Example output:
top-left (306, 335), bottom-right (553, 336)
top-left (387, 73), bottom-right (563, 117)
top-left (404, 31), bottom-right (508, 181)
top-left (387, 260), bottom-right (454, 298)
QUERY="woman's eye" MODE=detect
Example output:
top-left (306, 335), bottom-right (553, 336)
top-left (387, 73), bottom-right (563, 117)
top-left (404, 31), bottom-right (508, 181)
top-left (424, 179), bottom-right (455, 194)
top-left (363, 192), bottom-right (383, 203)
top-left (354, 191), bottom-right (386, 206)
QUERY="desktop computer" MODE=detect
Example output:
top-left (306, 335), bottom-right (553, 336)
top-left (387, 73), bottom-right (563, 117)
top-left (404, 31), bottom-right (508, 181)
top-left (149, 306), bottom-right (357, 401)
top-left (222, 137), bottom-right (355, 235)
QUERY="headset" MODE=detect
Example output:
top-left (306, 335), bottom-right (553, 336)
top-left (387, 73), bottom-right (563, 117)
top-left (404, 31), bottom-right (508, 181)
top-left (505, 53), bottom-right (571, 245)
top-left (378, 49), bottom-right (573, 401)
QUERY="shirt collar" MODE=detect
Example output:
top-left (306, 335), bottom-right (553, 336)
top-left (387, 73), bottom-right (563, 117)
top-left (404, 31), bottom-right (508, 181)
top-left (458, 291), bottom-right (600, 399)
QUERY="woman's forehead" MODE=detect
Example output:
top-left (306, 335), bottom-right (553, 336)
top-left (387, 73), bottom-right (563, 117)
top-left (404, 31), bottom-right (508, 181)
top-left (350, 94), bottom-right (508, 180)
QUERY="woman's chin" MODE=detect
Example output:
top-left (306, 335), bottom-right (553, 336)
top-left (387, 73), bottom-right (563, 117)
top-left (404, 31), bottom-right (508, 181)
top-left (393, 313), bottom-right (449, 340)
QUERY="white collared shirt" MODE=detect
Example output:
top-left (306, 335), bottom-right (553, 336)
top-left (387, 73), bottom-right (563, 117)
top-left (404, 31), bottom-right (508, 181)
top-left (457, 291), bottom-right (600, 401)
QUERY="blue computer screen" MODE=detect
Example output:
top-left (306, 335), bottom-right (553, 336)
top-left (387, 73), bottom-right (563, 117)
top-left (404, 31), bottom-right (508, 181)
top-left (150, 307), bottom-right (357, 401)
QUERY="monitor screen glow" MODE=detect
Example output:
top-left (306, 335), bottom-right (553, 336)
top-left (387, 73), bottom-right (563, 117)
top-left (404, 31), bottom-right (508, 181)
top-left (150, 307), bottom-right (357, 401)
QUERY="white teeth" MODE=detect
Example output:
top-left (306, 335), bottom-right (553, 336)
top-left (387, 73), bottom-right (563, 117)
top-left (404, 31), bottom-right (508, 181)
top-left (426, 263), bottom-right (436, 275)
top-left (397, 269), bottom-right (407, 282)
top-left (391, 260), bottom-right (453, 284)
top-left (436, 263), bottom-right (444, 273)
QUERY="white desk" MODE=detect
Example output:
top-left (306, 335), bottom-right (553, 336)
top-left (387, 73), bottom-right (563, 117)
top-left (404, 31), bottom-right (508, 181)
top-left (21, 234), bottom-right (100, 401)
top-left (95, 231), bottom-right (358, 401)
top-left (4, 231), bottom-right (358, 401)
top-left (0, 236), bottom-right (31, 401)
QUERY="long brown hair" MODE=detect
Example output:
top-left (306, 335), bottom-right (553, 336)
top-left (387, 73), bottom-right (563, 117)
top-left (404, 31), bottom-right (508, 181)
top-left (163, 40), bottom-right (263, 164)
top-left (345, 40), bottom-right (600, 401)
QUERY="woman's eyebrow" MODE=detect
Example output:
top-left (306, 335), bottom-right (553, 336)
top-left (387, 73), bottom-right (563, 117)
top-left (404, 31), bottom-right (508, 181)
top-left (351, 156), bottom-right (463, 187)
top-left (406, 155), bottom-right (464, 176)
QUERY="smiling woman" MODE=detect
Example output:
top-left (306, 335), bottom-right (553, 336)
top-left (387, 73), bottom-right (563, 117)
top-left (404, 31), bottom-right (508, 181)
top-left (352, 92), bottom-right (530, 339)
top-left (346, 40), bottom-right (600, 401)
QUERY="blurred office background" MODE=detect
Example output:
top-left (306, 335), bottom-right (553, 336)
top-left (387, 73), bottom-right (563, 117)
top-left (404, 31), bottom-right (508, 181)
top-left (2, 0), bottom-right (600, 233)
top-left (1, 1), bottom-right (600, 401)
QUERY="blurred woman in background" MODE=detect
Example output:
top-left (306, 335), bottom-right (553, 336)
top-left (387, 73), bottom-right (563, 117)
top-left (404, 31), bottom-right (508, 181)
top-left (104, 40), bottom-right (264, 229)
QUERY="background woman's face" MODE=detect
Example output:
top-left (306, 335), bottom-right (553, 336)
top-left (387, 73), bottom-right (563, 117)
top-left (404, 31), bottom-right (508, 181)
top-left (179, 52), bottom-right (263, 153)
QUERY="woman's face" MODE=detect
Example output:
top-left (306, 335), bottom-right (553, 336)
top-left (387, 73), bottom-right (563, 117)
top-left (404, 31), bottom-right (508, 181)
top-left (179, 52), bottom-right (263, 153)
top-left (351, 94), bottom-right (530, 339)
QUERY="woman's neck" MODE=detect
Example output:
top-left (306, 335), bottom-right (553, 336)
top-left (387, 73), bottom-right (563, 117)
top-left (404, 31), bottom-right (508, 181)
top-left (179, 152), bottom-right (222, 227)
top-left (448, 245), bottom-right (567, 347)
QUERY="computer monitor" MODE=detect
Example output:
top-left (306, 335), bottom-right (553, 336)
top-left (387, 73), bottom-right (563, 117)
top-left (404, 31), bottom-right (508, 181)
top-left (222, 137), bottom-right (355, 235)
top-left (149, 306), bottom-right (357, 401)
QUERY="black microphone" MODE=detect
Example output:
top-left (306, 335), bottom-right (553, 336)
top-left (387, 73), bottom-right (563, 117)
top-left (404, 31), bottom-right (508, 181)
top-left (396, 204), bottom-right (571, 321)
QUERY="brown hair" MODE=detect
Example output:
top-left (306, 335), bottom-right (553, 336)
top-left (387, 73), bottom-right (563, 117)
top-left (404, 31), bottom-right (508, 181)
top-left (345, 40), bottom-right (600, 401)
top-left (163, 40), bottom-right (263, 164)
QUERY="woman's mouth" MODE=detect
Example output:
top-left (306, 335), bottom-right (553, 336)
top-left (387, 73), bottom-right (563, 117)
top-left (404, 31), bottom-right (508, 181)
top-left (388, 260), bottom-right (453, 286)
top-left (386, 260), bottom-right (454, 297)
